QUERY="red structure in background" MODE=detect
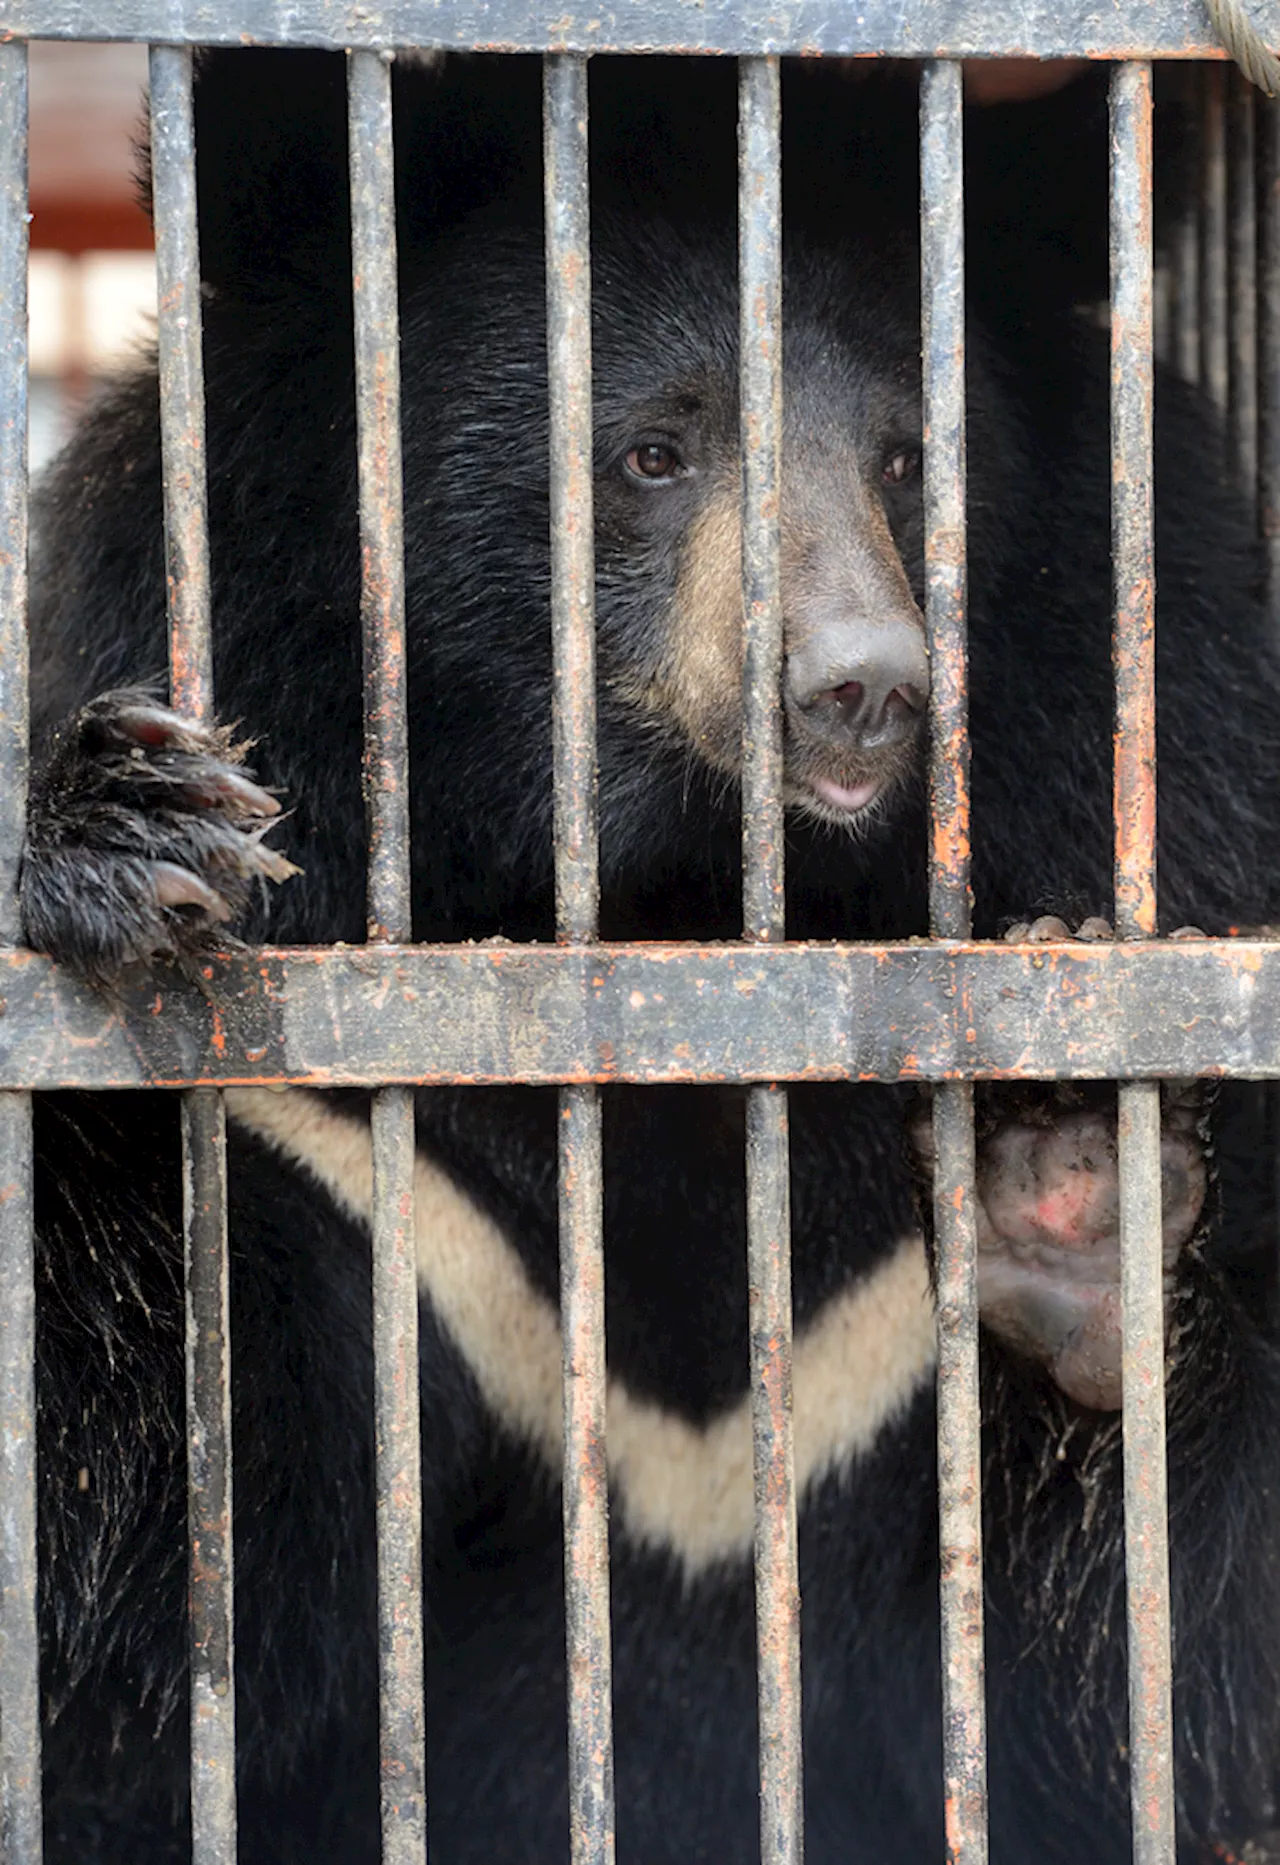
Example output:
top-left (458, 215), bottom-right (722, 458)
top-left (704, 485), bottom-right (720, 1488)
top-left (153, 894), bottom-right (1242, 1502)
top-left (30, 44), bottom-right (152, 253)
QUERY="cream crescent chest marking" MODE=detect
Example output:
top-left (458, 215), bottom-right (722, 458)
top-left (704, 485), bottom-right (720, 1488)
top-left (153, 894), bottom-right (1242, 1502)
top-left (226, 1085), bottom-right (937, 1574)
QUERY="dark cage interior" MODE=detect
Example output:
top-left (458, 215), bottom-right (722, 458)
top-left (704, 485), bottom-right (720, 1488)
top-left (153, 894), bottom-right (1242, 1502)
top-left (3, 26), bottom-right (1280, 1865)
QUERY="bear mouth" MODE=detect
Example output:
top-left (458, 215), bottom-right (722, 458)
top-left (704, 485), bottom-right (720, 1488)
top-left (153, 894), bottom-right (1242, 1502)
top-left (789, 770), bottom-right (890, 830)
top-left (808, 773), bottom-right (880, 814)
top-left (786, 738), bottom-right (918, 831)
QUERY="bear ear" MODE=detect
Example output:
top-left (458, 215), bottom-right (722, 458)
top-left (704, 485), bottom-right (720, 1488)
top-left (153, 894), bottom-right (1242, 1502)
top-left (134, 47), bottom-right (545, 303)
top-left (131, 48), bottom-right (352, 300)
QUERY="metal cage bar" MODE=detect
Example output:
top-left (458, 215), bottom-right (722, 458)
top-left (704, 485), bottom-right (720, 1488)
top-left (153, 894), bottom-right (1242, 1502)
top-left (920, 57), bottom-right (988, 1865)
top-left (11, 934), bottom-right (1280, 1088)
top-left (148, 45), bottom-right (238, 1862)
top-left (543, 51), bottom-right (616, 1865)
top-left (1199, 62), bottom-right (1229, 420)
top-left (1110, 59), bottom-right (1177, 1865)
top-left (1259, 93), bottom-right (1280, 617)
top-left (0, 42), bottom-right (40, 1865)
top-left (4, 3), bottom-right (1277, 57)
top-left (738, 54), bottom-right (803, 1865)
top-left (347, 46), bottom-right (428, 1865)
top-left (1228, 67), bottom-right (1258, 499)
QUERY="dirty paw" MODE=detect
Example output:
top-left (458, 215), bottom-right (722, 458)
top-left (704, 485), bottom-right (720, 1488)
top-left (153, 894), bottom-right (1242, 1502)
top-left (21, 689), bottom-right (296, 985)
top-left (1001, 913), bottom-right (1206, 943)
top-left (912, 1080), bottom-right (1212, 1412)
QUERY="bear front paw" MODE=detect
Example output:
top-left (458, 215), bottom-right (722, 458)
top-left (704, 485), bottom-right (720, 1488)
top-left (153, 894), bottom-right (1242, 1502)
top-left (911, 1079), bottom-right (1211, 1411)
top-left (20, 690), bottom-right (296, 986)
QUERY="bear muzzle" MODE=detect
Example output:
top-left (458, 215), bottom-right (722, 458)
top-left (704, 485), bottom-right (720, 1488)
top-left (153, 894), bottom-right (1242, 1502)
top-left (784, 611), bottom-right (929, 814)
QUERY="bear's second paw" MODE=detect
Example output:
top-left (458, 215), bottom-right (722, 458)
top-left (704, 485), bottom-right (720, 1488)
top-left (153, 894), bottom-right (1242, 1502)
top-left (912, 1080), bottom-right (1210, 1411)
top-left (21, 690), bottom-right (297, 986)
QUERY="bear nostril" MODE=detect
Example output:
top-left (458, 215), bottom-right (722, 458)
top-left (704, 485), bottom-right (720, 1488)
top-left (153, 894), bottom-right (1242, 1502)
top-left (786, 618), bottom-right (930, 755)
top-left (887, 683), bottom-right (927, 719)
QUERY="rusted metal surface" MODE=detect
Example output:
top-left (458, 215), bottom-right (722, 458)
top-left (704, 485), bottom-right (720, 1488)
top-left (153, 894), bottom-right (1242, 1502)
top-left (369, 1086), bottom-right (426, 1861)
top-left (0, 1090), bottom-right (38, 1865)
top-left (8, 939), bottom-right (1280, 1087)
top-left (6, 0), bottom-right (1280, 57)
top-left (0, 41), bottom-right (29, 948)
top-left (558, 1081), bottom-right (614, 1865)
top-left (1118, 1080), bottom-right (1176, 1865)
top-left (745, 1082), bottom-right (801, 1865)
top-left (1200, 63), bottom-right (1229, 420)
top-left (1112, 61), bottom-right (1176, 1865)
top-left (921, 60), bottom-right (971, 945)
top-left (931, 1080), bottom-right (986, 1865)
top-left (348, 50), bottom-right (427, 1865)
top-left (1228, 68), bottom-right (1257, 499)
top-left (149, 46), bottom-right (238, 1865)
top-left (1258, 95), bottom-right (1280, 618)
top-left (544, 54), bottom-right (615, 1865)
top-left (739, 59), bottom-right (802, 1865)
top-left (150, 45), bottom-right (214, 718)
top-left (0, 41), bottom-right (37, 1865)
top-left (350, 46), bottom-right (411, 949)
top-left (545, 51), bottom-right (599, 951)
top-left (1111, 61), bottom-right (1158, 945)
top-left (922, 59), bottom-right (988, 1865)
top-left (739, 52), bottom-right (785, 949)
top-left (181, 1089), bottom-right (236, 1856)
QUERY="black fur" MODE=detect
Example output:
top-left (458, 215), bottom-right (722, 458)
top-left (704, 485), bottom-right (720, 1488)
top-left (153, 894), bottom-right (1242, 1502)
top-left (22, 51), bottom-right (1280, 1862)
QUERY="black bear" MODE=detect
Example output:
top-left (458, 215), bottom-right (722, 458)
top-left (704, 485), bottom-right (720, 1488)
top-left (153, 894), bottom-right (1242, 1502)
top-left (20, 49), bottom-right (1280, 1864)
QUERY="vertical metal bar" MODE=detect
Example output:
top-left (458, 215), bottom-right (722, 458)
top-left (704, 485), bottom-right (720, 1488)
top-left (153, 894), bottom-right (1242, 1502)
top-left (543, 53), bottom-right (614, 1865)
top-left (739, 54), bottom-right (786, 953)
top-left (1112, 65), bottom-right (1159, 948)
top-left (1258, 92), bottom-right (1280, 618)
top-left (148, 46), bottom-right (237, 1863)
top-left (921, 59), bottom-right (987, 1865)
top-left (347, 48), bottom-right (426, 1865)
top-left (744, 1077), bottom-right (799, 1865)
top-left (739, 55), bottom-right (802, 1865)
top-left (151, 47), bottom-right (215, 720)
top-left (1172, 70), bottom-right (1201, 388)
top-left (0, 45), bottom-right (38, 1865)
top-left (179, 1088), bottom-right (234, 1845)
top-left (0, 1091), bottom-right (36, 1865)
top-left (1110, 61), bottom-right (1176, 1865)
top-left (1228, 69), bottom-right (1258, 501)
top-left (350, 48), bottom-right (412, 954)
top-left (545, 53), bottom-right (600, 951)
top-left (1199, 63), bottom-right (1229, 421)
top-left (921, 64), bottom-right (972, 950)
top-left (367, 1079), bottom-right (421, 1857)
top-left (0, 44), bottom-right (29, 939)
top-left (557, 1079), bottom-right (611, 1865)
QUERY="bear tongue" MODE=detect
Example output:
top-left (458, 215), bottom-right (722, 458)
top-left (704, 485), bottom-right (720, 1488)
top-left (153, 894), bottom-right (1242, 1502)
top-left (810, 774), bottom-right (878, 812)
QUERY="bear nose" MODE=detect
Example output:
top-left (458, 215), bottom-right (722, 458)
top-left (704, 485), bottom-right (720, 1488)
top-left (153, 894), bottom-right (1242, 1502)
top-left (785, 616), bottom-right (930, 752)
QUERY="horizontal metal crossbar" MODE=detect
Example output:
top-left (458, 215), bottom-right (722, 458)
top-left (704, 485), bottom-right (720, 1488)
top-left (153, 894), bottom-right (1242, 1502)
top-left (2, 0), bottom-right (1269, 58)
top-left (3, 938), bottom-right (1278, 1089)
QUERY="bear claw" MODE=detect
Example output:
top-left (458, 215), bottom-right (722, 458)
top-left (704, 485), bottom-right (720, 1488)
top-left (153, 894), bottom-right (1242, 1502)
top-left (20, 688), bottom-right (296, 986)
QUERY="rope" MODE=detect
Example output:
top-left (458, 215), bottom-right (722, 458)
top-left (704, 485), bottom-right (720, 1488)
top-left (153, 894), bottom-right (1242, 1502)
top-left (1205, 0), bottom-right (1280, 97)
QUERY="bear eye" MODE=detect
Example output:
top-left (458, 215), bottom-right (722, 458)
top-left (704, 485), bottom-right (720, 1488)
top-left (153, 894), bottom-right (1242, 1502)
top-left (624, 442), bottom-right (685, 483)
top-left (883, 449), bottom-right (920, 486)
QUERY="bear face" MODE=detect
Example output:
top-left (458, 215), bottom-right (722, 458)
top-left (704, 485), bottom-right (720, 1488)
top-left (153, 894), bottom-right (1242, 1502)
top-left (401, 220), bottom-right (930, 866)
